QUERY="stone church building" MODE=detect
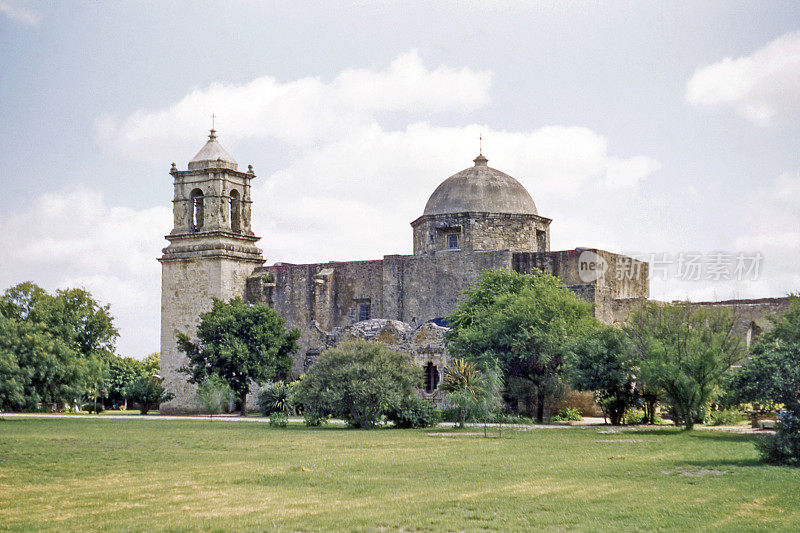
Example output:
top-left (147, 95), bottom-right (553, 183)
top-left (159, 130), bottom-right (787, 413)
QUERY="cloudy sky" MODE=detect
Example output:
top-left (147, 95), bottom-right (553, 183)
top-left (1, 1), bottom-right (799, 358)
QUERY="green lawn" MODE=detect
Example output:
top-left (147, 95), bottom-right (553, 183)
top-left (1, 419), bottom-right (798, 531)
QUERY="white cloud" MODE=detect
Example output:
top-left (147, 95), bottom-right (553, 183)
top-left (95, 51), bottom-right (491, 163)
top-left (686, 31), bottom-right (800, 126)
top-left (603, 156), bottom-right (662, 189)
top-left (0, 188), bottom-right (171, 358)
top-left (250, 122), bottom-right (663, 263)
top-left (0, 0), bottom-right (41, 26)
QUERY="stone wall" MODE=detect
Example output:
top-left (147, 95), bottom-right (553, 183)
top-left (610, 296), bottom-right (791, 347)
top-left (159, 256), bottom-right (261, 414)
top-left (308, 319), bottom-right (451, 405)
top-left (411, 212), bottom-right (551, 255)
top-left (513, 248), bottom-right (650, 323)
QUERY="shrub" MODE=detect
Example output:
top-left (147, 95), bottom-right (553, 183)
top-left (624, 409), bottom-right (646, 425)
top-left (706, 409), bottom-right (743, 426)
top-left (269, 412), bottom-right (289, 428)
top-left (258, 381), bottom-right (293, 416)
top-left (442, 359), bottom-right (502, 428)
top-left (303, 410), bottom-right (327, 427)
top-left (124, 376), bottom-right (174, 415)
top-left (82, 401), bottom-right (104, 414)
top-left (292, 341), bottom-right (421, 429)
top-left (551, 406), bottom-right (582, 422)
top-left (386, 396), bottom-right (440, 428)
top-left (196, 374), bottom-right (233, 417)
top-left (487, 411), bottom-right (533, 424)
top-left (757, 410), bottom-right (800, 467)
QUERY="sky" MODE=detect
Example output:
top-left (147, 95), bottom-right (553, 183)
top-left (1, 1), bottom-right (799, 359)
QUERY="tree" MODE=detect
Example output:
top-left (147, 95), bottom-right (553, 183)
top-left (0, 313), bottom-right (89, 409)
top-left (196, 374), bottom-right (233, 418)
top-left (728, 295), bottom-right (800, 465)
top-left (442, 358), bottom-right (502, 428)
top-left (292, 341), bottom-right (421, 429)
top-left (0, 283), bottom-right (117, 411)
top-left (103, 354), bottom-right (144, 408)
top-left (141, 353), bottom-right (160, 376)
top-left (124, 375), bottom-right (174, 415)
top-left (625, 302), bottom-right (745, 429)
top-left (177, 297), bottom-right (300, 416)
top-left (447, 269), bottom-right (594, 423)
top-left (568, 325), bottom-right (637, 425)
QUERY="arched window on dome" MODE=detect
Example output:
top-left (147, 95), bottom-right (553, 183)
top-left (190, 188), bottom-right (204, 231)
top-left (230, 190), bottom-right (241, 232)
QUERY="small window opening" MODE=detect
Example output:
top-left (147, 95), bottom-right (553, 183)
top-left (190, 188), bottom-right (204, 230)
top-left (447, 233), bottom-right (460, 250)
top-left (230, 189), bottom-right (241, 232)
top-left (536, 229), bottom-right (547, 252)
top-left (425, 362), bottom-right (440, 394)
top-left (358, 303), bottom-right (371, 322)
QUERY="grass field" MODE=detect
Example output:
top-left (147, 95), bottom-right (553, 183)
top-left (1, 418), bottom-right (799, 531)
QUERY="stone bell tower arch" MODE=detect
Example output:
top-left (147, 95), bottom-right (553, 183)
top-left (158, 129), bottom-right (264, 413)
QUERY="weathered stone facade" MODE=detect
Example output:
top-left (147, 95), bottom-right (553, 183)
top-left (160, 133), bottom-right (789, 413)
top-left (159, 131), bottom-right (264, 414)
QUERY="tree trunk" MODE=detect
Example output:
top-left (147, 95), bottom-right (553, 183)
top-left (239, 390), bottom-right (248, 417)
top-left (536, 390), bottom-right (545, 424)
top-left (646, 398), bottom-right (656, 425)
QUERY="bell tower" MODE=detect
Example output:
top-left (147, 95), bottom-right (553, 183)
top-left (158, 129), bottom-right (264, 413)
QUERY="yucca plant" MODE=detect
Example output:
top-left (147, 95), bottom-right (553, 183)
top-left (258, 381), bottom-right (293, 416)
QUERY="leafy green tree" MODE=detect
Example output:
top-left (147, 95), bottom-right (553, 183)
top-left (442, 358), bottom-right (502, 428)
top-left (177, 297), bottom-right (300, 416)
top-left (728, 295), bottom-right (800, 465)
top-left (447, 270), bottom-right (594, 423)
top-left (625, 302), bottom-right (745, 429)
top-left (83, 356), bottom-right (109, 413)
top-left (0, 314), bottom-right (89, 409)
top-left (142, 352), bottom-right (160, 376)
top-left (0, 283), bottom-right (117, 411)
top-left (124, 375), bottom-right (174, 415)
top-left (292, 341), bottom-right (421, 429)
top-left (102, 354), bottom-right (144, 408)
top-left (568, 325), bottom-right (637, 425)
top-left (0, 317), bottom-right (25, 410)
top-left (196, 374), bottom-right (234, 418)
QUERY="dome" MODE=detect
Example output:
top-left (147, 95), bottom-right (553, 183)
top-left (188, 129), bottom-right (238, 171)
top-left (422, 154), bottom-right (537, 216)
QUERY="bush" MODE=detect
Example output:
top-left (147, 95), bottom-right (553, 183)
top-left (623, 409), bottom-right (646, 425)
top-left (387, 396), bottom-right (441, 428)
top-left (292, 341), bottom-right (421, 429)
top-left (757, 410), bottom-right (800, 467)
top-left (706, 409), bottom-right (744, 426)
top-left (258, 381), bottom-right (293, 416)
top-left (550, 406), bottom-right (582, 422)
top-left (82, 401), bottom-right (104, 414)
top-left (269, 412), bottom-right (289, 428)
top-left (196, 374), bottom-right (233, 416)
top-left (487, 411), bottom-right (534, 424)
top-left (124, 376), bottom-right (174, 415)
top-left (303, 410), bottom-right (328, 427)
